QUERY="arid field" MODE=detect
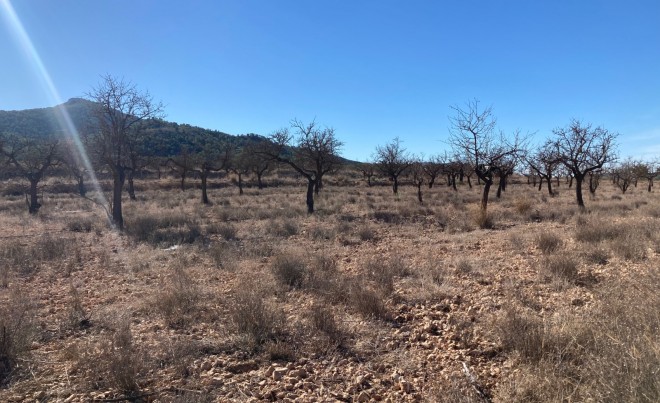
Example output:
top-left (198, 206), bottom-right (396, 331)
top-left (0, 171), bottom-right (658, 402)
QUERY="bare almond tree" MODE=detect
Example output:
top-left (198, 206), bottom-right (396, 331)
top-left (410, 158), bottom-right (425, 204)
top-left (87, 75), bottom-right (164, 229)
top-left (374, 137), bottom-right (412, 194)
top-left (526, 140), bottom-right (561, 196)
top-left (553, 120), bottom-right (617, 208)
top-left (448, 99), bottom-right (526, 212)
top-left (0, 133), bottom-right (59, 214)
top-left (422, 154), bottom-right (444, 188)
top-left (258, 119), bottom-right (343, 213)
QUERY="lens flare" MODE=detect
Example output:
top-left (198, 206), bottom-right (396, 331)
top-left (1, 0), bottom-right (110, 223)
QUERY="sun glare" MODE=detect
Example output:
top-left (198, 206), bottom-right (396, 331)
top-left (1, 0), bottom-right (109, 222)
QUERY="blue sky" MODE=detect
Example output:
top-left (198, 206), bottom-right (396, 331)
top-left (1, 0), bottom-right (659, 161)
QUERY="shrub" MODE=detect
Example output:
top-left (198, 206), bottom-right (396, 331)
top-left (373, 210), bottom-right (402, 224)
top-left (271, 252), bottom-right (308, 289)
top-left (574, 219), bottom-right (619, 243)
top-left (0, 289), bottom-right (35, 385)
top-left (230, 287), bottom-right (283, 348)
top-left (542, 255), bottom-right (579, 281)
top-left (207, 223), bottom-right (238, 240)
top-left (66, 217), bottom-right (94, 232)
top-left (154, 263), bottom-right (200, 328)
top-left (95, 319), bottom-right (144, 396)
top-left (350, 284), bottom-right (390, 320)
top-left (456, 259), bottom-right (473, 274)
top-left (356, 225), bottom-right (376, 241)
top-left (266, 219), bottom-right (299, 238)
top-left (309, 302), bottom-right (344, 346)
top-left (473, 209), bottom-right (494, 229)
top-left (536, 232), bottom-right (563, 254)
top-left (514, 198), bottom-right (533, 215)
top-left (364, 255), bottom-right (408, 294)
top-left (125, 212), bottom-right (202, 247)
top-left (309, 225), bottom-right (336, 240)
top-left (208, 241), bottom-right (239, 271)
top-left (584, 248), bottom-right (609, 265)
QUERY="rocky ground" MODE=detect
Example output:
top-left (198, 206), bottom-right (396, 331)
top-left (0, 176), bottom-right (658, 402)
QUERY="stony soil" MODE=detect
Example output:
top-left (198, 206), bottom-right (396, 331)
top-left (0, 176), bottom-right (658, 402)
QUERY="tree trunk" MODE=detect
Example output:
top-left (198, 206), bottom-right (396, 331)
top-left (112, 168), bottom-right (125, 229)
top-left (568, 176), bottom-right (574, 188)
top-left (180, 172), bottom-right (186, 191)
top-left (467, 175), bottom-right (472, 189)
top-left (496, 174), bottom-right (505, 198)
top-left (481, 180), bottom-right (492, 212)
top-left (648, 179), bottom-right (653, 192)
top-left (575, 174), bottom-right (585, 208)
top-left (127, 172), bottom-right (136, 200)
top-left (547, 176), bottom-right (553, 196)
top-left (238, 172), bottom-right (244, 195)
top-left (393, 177), bottom-right (399, 194)
top-left (556, 176), bottom-right (560, 187)
top-left (200, 172), bottom-right (209, 205)
top-left (77, 174), bottom-right (86, 197)
top-left (589, 174), bottom-right (597, 195)
top-left (538, 177), bottom-right (543, 191)
top-left (428, 177), bottom-right (435, 189)
top-left (256, 171), bottom-right (265, 189)
top-left (306, 178), bottom-right (315, 213)
top-left (417, 183), bottom-right (423, 204)
top-left (314, 176), bottom-right (323, 195)
top-left (451, 174), bottom-right (457, 191)
top-left (28, 178), bottom-right (40, 214)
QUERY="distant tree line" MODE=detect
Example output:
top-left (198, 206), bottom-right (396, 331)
top-left (1, 79), bottom-right (658, 230)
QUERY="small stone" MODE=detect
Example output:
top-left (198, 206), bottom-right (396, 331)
top-left (289, 368), bottom-right (307, 379)
top-left (357, 391), bottom-right (370, 402)
top-left (272, 367), bottom-right (288, 381)
top-left (226, 361), bottom-right (258, 374)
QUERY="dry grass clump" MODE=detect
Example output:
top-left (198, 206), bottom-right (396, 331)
top-left (153, 260), bottom-right (200, 328)
top-left (308, 224), bottom-right (336, 240)
top-left (372, 210), bottom-right (402, 224)
top-left (349, 285), bottom-right (390, 321)
top-left (364, 255), bottom-right (409, 294)
top-left (125, 211), bottom-right (202, 247)
top-left (575, 217), bottom-right (654, 261)
top-left (0, 289), bottom-right (35, 386)
top-left (66, 216), bottom-right (95, 232)
top-left (583, 247), bottom-right (610, 265)
top-left (541, 255), bottom-right (579, 281)
top-left (266, 218), bottom-right (299, 238)
top-left (472, 208), bottom-right (494, 229)
top-left (271, 251), bottom-right (308, 289)
top-left (356, 224), bottom-right (377, 242)
top-left (495, 271), bottom-right (660, 402)
top-left (513, 197), bottom-right (533, 215)
top-left (0, 234), bottom-right (72, 277)
top-left (208, 240), bottom-right (240, 271)
top-left (535, 232), bottom-right (563, 254)
top-left (574, 216), bottom-right (620, 243)
top-left (206, 222), bottom-right (238, 240)
top-left (79, 318), bottom-right (145, 397)
top-left (308, 302), bottom-right (345, 347)
top-left (230, 283), bottom-right (284, 350)
top-left (455, 259), bottom-right (473, 274)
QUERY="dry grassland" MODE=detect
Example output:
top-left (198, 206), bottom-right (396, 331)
top-left (0, 172), bottom-right (658, 402)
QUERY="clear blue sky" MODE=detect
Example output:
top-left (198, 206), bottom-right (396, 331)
top-left (2, 0), bottom-right (659, 161)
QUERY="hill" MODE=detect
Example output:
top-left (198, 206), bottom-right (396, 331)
top-left (0, 98), bottom-right (268, 157)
